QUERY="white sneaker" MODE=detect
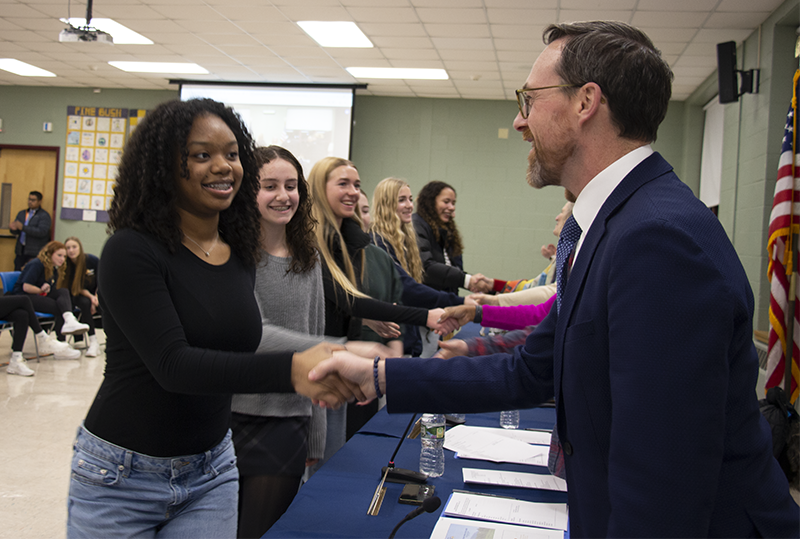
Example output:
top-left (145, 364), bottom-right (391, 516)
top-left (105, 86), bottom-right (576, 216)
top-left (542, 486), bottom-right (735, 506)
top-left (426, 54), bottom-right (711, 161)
top-left (85, 341), bottom-right (101, 358)
top-left (62, 312), bottom-right (89, 335)
top-left (7, 353), bottom-right (34, 376)
top-left (54, 347), bottom-right (81, 360)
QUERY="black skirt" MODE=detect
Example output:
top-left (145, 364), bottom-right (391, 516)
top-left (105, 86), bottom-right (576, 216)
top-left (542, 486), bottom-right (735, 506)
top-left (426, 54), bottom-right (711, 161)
top-left (230, 413), bottom-right (309, 477)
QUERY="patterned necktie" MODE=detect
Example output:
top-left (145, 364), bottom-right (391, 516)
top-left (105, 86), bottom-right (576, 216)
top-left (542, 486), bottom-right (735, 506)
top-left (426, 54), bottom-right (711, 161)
top-left (549, 214), bottom-right (582, 480)
top-left (555, 215), bottom-right (582, 313)
top-left (20, 210), bottom-right (32, 246)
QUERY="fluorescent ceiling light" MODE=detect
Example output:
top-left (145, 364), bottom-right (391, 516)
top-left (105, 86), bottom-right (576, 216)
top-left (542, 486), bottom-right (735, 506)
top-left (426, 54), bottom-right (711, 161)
top-left (109, 61), bottom-right (208, 74)
top-left (346, 67), bottom-right (448, 80)
top-left (60, 18), bottom-right (153, 45)
top-left (0, 59), bottom-right (56, 77)
top-left (298, 21), bottom-right (373, 48)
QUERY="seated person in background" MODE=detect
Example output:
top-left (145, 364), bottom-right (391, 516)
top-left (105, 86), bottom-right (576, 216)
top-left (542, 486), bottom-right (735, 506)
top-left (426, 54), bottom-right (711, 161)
top-left (471, 197), bottom-right (573, 307)
top-left (58, 236), bottom-right (101, 357)
top-left (413, 180), bottom-right (496, 294)
top-left (9, 241), bottom-right (88, 351)
top-left (370, 178), bottom-right (476, 356)
top-left (3, 294), bottom-right (77, 375)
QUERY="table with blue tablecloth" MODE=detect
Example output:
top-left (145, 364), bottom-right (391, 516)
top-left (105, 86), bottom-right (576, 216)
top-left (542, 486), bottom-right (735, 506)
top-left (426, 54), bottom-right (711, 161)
top-left (264, 406), bottom-right (566, 539)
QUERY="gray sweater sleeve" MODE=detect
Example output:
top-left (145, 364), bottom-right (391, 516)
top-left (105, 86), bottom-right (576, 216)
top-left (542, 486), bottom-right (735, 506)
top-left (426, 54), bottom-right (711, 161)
top-left (231, 255), bottom-right (336, 459)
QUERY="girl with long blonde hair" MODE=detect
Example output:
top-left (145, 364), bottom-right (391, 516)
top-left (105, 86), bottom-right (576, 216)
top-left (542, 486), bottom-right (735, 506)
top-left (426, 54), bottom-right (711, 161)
top-left (370, 177), bottom-right (469, 356)
top-left (307, 157), bottom-right (454, 453)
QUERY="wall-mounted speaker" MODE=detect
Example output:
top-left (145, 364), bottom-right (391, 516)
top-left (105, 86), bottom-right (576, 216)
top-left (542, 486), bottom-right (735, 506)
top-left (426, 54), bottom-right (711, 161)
top-left (717, 41), bottom-right (738, 104)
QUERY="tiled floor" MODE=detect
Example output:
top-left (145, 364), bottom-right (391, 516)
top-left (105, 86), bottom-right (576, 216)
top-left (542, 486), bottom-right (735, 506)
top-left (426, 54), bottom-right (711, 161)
top-left (1, 328), bottom-right (798, 538)
top-left (0, 329), bottom-right (105, 539)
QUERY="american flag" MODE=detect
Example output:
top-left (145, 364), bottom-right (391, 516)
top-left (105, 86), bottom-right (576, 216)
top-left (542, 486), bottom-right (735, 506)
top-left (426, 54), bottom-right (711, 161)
top-left (766, 75), bottom-right (800, 403)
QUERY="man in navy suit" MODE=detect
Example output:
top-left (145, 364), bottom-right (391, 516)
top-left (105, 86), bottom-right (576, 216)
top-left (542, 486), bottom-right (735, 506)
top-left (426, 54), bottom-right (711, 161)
top-left (10, 190), bottom-right (51, 270)
top-left (313, 21), bottom-right (799, 537)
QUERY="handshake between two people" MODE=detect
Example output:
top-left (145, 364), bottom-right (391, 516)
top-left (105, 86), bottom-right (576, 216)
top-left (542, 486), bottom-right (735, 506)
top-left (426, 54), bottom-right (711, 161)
top-left (291, 341), bottom-right (397, 409)
top-left (362, 307), bottom-right (461, 340)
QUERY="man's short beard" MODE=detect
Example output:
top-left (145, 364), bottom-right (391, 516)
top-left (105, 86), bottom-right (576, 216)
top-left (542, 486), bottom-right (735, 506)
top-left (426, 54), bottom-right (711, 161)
top-left (526, 140), bottom-right (562, 189)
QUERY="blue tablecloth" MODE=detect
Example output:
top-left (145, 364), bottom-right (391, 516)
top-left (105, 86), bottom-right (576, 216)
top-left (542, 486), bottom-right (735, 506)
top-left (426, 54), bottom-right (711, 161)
top-left (264, 407), bottom-right (565, 539)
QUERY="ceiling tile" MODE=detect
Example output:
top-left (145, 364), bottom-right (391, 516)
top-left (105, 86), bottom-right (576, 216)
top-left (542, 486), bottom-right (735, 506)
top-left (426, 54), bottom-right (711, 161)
top-left (444, 60), bottom-right (500, 71)
top-left (174, 20), bottom-right (244, 33)
top-left (716, 0), bottom-right (784, 12)
top-left (274, 6), bottom-right (356, 21)
top-left (631, 11), bottom-right (705, 28)
top-left (149, 4), bottom-right (226, 20)
top-left (692, 28), bottom-right (753, 43)
top-left (424, 23), bottom-right (491, 38)
top-left (371, 36), bottom-right (434, 48)
top-left (672, 55), bottom-right (718, 68)
top-left (380, 48), bottom-right (441, 60)
top-left (560, 0), bottom-right (637, 7)
top-left (358, 23), bottom-right (428, 36)
top-left (637, 0), bottom-right (718, 10)
top-left (431, 37), bottom-right (494, 50)
top-left (415, 8), bottom-right (486, 23)
top-left (486, 9), bottom-right (557, 24)
top-left (705, 12), bottom-right (770, 29)
top-left (448, 70), bottom-right (501, 80)
top-left (558, 9), bottom-right (633, 22)
top-left (438, 49), bottom-right (497, 61)
top-left (490, 24), bottom-right (544, 39)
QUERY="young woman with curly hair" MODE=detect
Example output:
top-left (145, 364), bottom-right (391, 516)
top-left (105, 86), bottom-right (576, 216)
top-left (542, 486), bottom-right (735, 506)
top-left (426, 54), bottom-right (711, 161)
top-left (9, 240), bottom-right (86, 360)
top-left (369, 177), bottom-right (470, 356)
top-left (67, 99), bottom-right (359, 539)
top-left (413, 181), bottom-right (497, 295)
top-left (57, 237), bottom-right (101, 357)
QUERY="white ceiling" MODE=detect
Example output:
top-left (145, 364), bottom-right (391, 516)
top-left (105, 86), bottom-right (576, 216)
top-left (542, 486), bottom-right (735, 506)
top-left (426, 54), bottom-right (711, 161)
top-left (0, 0), bottom-right (786, 101)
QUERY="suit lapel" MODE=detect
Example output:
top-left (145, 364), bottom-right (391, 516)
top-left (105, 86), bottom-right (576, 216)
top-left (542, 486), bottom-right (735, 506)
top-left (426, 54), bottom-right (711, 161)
top-left (552, 152), bottom-right (674, 404)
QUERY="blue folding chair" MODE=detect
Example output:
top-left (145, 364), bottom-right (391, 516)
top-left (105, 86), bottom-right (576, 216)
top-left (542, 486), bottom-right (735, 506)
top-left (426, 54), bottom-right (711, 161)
top-left (0, 270), bottom-right (56, 340)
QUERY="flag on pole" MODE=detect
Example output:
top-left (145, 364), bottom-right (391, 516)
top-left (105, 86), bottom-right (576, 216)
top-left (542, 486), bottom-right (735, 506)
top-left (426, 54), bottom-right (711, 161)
top-left (766, 71), bottom-right (800, 403)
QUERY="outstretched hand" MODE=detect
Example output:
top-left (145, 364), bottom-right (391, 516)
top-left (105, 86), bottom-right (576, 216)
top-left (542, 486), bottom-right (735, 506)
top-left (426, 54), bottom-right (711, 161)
top-left (469, 273), bottom-right (494, 293)
top-left (541, 243), bottom-right (556, 258)
top-left (308, 350), bottom-right (377, 408)
top-left (469, 293), bottom-right (499, 306)
top-left (363, 319), bottom-right (401, 339)
top-left (435, 339), bottom-right (468, 359)
top-left (427, 308), bottom-right (460, 335)
top-left (438, 305), bottom-right (476, 329)
top-left (291, 343), bottom-right (366, 408)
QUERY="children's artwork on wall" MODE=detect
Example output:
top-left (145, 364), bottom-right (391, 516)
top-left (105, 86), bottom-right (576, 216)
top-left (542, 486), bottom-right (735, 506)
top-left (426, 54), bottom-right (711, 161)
top-left (61, 107), bottom-right (147, 222)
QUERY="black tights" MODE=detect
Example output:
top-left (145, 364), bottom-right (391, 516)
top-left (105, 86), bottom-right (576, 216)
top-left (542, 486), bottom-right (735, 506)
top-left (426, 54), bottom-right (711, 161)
top-left (0, 295), bottom-right (43, 352)
top-left (237, 474), bottom-right (300, 539)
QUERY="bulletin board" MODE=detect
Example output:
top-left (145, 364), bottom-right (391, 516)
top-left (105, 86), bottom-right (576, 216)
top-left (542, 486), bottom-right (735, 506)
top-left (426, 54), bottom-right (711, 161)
top-left (58, 105), bottom-right (154, 222)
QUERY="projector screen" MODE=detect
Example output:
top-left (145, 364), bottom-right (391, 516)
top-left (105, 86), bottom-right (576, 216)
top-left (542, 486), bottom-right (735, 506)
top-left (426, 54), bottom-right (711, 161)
top-left (179, 83), bottom-right (356, 176)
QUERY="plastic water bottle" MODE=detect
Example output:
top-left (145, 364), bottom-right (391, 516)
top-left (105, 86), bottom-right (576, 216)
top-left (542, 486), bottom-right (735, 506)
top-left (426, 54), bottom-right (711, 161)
top-left (500, 410), bottom-right (520, 429)
top-left (419, 413), bottom-right (445, 477)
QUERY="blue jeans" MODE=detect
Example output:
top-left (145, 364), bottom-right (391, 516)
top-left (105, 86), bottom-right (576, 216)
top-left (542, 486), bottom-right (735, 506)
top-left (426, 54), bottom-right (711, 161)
top-left (67, 425), bottom-right (239, 538)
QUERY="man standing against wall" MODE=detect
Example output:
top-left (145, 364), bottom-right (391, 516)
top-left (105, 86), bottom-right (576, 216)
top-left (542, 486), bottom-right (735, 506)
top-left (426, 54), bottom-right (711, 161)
top-left (312, 20), bottom-right (800, 537)
top-left (10, 191), bottom-right (51, 271)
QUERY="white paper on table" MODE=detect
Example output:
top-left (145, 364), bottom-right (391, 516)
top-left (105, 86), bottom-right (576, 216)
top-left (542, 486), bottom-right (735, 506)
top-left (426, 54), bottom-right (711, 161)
top-left (443, 491), bottom-right (568, 530)
top-left (462, 468), bottom-right (568, 492)
top-left (429, 516), bottom-right (565, 539)
top-left (444, 425), bottom-right (549, 465)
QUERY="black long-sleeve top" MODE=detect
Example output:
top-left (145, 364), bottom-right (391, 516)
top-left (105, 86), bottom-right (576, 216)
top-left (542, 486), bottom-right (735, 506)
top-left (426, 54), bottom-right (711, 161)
top-left (84, 229), bottom-right (294, 457)
top-left (322, 218), bottom-right (428, 340)
top-left (412, 213), bottom-right (466, 293)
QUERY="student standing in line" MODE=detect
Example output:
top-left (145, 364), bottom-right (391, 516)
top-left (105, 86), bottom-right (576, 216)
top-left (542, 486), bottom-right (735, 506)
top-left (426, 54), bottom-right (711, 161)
top-left (307, 157), bottom-right (457, 458)
top-left (230, 146), bottom-right (390, 538)
top-left (369, 177), bottom-right (473, 356)
top-left (66, 99), bottom-right (359, 539)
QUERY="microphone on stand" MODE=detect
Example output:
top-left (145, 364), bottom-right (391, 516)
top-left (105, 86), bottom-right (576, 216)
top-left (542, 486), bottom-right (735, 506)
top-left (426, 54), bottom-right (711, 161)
top-left (388, 496), bottom-right (441, 539)
top-left (369, 414), bottom-right (426, 516)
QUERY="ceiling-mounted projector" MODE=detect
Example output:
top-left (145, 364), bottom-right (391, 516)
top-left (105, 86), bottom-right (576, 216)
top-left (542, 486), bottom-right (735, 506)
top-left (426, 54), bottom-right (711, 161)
top-left (59, 24), bottom-right (113, 44)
